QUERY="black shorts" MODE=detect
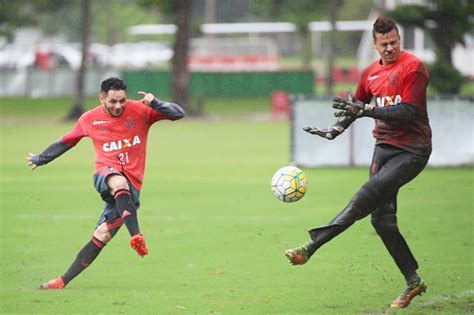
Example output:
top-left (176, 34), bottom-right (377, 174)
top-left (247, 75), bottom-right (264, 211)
top-left (93, 166), bottom-right (141, 227)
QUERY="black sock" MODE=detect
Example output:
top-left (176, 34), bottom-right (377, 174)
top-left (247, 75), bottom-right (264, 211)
top-left (114, 190), bottom-right (140, 236)
top-left (61, 237), bottom-right (104, 285)
top-left (305, 240), bottom-right (318, 256)
top-left (406, 273), bottom-right (421, 285)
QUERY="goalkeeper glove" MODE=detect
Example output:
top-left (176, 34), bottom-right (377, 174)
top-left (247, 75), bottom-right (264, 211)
top-left (332, 89), bottom-right (374, 118)
top-left (303, 115), bottom-right (356, 140)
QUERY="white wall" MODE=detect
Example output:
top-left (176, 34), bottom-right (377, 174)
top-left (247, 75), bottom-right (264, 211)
top-left (291, 98), bottom-right (474, 167)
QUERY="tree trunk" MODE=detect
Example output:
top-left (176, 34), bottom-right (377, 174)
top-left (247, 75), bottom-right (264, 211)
top-left (67, 0), bottom-right (91, 120)
top-left (300, 27), bottom-right (312, 67)
top-left (171, 0), bottom-right (191, 112)
top-left (325, 0), bottom-right (338, 97)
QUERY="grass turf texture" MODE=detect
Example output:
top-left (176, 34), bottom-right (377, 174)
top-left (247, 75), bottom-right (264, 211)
top-left (1, 100), bottom-right (473, 314)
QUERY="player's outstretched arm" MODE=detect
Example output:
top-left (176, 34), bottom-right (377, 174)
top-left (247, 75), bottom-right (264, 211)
top-left (332, 89), bottom-right (422, 123)
top-left (303, 115), bottom-right (356, 140)
top-left (303, 90), bottom-right (359, 140)
top-left (26, 140), bottom-right (73, 170)
top-left (138, 91), bottom-right (185, 121)
top-left (26, 153), bottom-right (39, 170)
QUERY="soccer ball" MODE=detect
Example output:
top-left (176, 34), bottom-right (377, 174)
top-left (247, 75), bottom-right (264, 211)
top-left (271, 166), bottom-right (307, 202)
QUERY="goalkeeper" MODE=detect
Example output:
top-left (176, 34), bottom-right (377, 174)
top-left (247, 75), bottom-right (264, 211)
top-left (285, 16), bottom-right (432, 309)
top-left (26, 77), bottom-right (185, 289)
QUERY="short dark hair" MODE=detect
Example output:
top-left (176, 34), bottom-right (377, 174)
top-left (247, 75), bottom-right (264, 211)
top-left (100, 77), bottom-right (127, 94)
top-left (372, 16), bottom-right (399, 40)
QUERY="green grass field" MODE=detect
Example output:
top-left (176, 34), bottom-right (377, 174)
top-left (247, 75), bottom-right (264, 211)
top-left (1, 98), bottom-right (473, 314)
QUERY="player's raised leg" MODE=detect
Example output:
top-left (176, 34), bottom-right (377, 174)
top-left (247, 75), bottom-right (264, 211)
top-left (40, 219), bottom-right (118, 289)
top-left (107, 174), bottom-right (148, 257)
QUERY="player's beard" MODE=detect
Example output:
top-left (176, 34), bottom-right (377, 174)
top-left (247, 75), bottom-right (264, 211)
top-left (105, 105), bottom-right (124, 117)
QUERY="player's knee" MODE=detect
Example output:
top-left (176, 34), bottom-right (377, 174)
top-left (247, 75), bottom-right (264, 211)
top-left (93, 223), bottom-right (112, 243)
top-left (106, 175), bottom-right (129, 196)
top-left (371, 214), bottom-right (399, 234)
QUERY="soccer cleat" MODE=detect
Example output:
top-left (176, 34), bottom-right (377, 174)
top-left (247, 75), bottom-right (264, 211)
top-left (130, 233), bottom-right (149, 257)
top-left (40, 277), bottom-right (65, 290)
top-left (390, 279), bottom-right (427, 309)
top-left (285, 244), bottom-right (310, 265)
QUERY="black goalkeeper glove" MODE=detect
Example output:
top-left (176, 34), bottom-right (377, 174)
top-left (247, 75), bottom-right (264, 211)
top-left (332, 89), bottom-right (374, 118)
top-left (303, 89), bottom-right (364, 140)
top-left (303, 115), bottom-right (356, 140)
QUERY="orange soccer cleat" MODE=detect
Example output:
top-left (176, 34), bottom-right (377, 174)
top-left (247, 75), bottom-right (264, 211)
top-left (130, 233), bottom-right (149, 257)
top-left (391, 279), bottom-right (427, 309)
top-left (284, 244), bottom-right (310, 265)
top-left (40, 277), bottom-right (65, 290)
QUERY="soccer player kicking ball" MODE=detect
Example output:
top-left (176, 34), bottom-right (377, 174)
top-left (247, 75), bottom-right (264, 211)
top-left (27, 77), bottom-right (185, 289)
top-left (285, 17), bottom-right (431, 309)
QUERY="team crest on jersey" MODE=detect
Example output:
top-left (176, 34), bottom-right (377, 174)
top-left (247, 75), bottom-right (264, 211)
top-left (103, 135), bottom-right (141, 152)
top-left (388, 73), bottom-right (400, 86)
top-left (125, 118), bottom-right (136, 129)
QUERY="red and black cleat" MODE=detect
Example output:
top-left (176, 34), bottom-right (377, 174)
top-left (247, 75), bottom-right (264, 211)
top-left (130, 233), bottom-right (149, 257)
top-left (391, 280), bottom-right (427, 309)
top-left (40, 277), bottom-right (65, 290)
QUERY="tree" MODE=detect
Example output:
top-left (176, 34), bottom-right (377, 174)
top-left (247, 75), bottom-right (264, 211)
top-left (251, 0), bottom-right (346, 96)
top-left (170, 0), bottom-right (191, 110)
top-left (250, 0), bottom-right (330, 67)
top-left (387, 0), bottom-right (473, 94)
top-left (325, 0), bottom-right (339, 96)
top-left (0, 0), bottom-right (71, 39)
top-left (139, 0), bottom-right (191, 111)
top-left (67, 0), bottom-right (92, 120)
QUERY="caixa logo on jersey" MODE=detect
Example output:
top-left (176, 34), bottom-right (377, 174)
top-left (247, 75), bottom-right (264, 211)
top-left (103, 135), bottom-right (141, 152)
top-left (375, 95), bottom-right (402, 107)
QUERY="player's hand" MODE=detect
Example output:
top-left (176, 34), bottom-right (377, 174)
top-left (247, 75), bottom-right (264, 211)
top-left (332, 89), bottom-right (373, 118)
top-left (26, 153), bottom-right (38, 170)
top-left (303, 125), bottom-right (344, 140)
top-left (138, 91), bottom-right (155, 106)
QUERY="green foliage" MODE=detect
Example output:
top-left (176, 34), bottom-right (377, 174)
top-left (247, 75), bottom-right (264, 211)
top-left (387, 5), bottom-right (428, 28)
top-left (337, 0), bottom-right (375, 21)
top-left (0, 0), bottom-right (162, 43)
top-left (427, 60), bottom-right (466, 95)
top-left (92, 1), bottom-right (158, 44)
top-left (250, 0), bottom-right (329, 26)
top-left (0, 0), bottom-right (71, 38)
top-left (387, 0), bottom-right (474, 94)
top-left (137, 0), bottom-right (173, 15)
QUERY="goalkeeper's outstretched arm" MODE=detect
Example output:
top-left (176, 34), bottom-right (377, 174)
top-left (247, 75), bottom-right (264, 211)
top-left (303, 90), bottom-right (359, 140)
top-left (303, 114), bottom-right (356, 140)
top-left (332, 89), bottom-right (422, 123)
